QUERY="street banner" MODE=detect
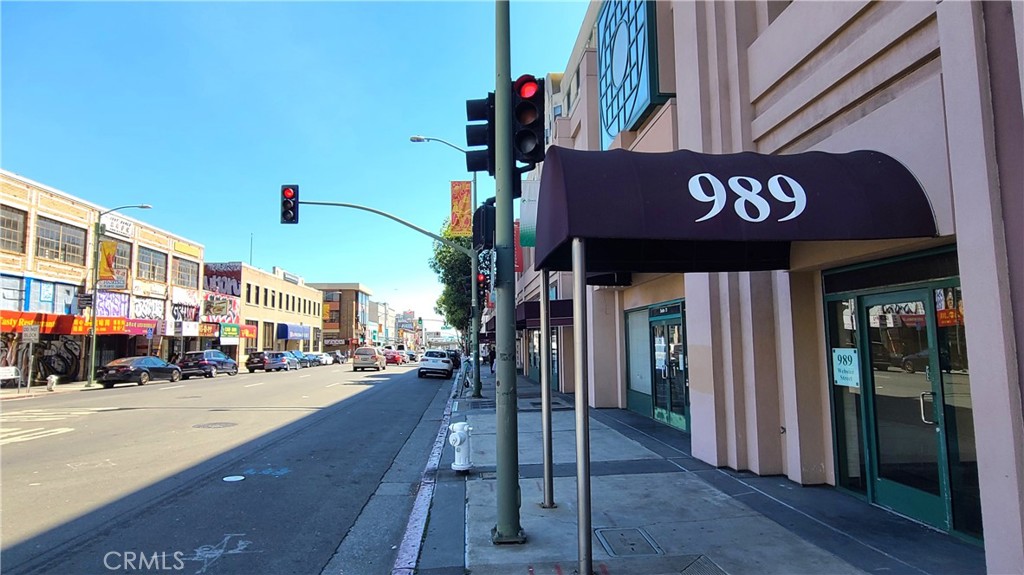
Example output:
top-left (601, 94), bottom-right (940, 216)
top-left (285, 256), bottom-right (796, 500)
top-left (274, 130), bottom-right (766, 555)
top-left (514, 220), bottom-right (523, 272)
top-left (518, 179), bottom-right (540, 247)
top-left (450, 181), bottom-right (472, 237)
top-left (99, 240), bottom-right (117, 281)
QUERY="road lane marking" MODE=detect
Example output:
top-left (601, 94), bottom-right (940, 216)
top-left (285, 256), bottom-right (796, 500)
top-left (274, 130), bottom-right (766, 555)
top-left (159, 385), bottom-right (185, 391)
top-left (299, 375), bottom-right (311, 378)
top-left (244, 383), bottom-right (264, 388)
top-left (325, 382), bottom-right (343, 388)
top-left (1, 427), bottom-right (75, 446)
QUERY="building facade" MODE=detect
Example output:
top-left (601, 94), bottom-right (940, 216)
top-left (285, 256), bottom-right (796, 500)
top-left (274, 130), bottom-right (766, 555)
top-left (233, 263), bottom-right (324, 362)
top-left (308, 282), bottom-right (373, 357)
top-left (516, 1), bottom-right (1023, 570)
top-left (1, 169), bottom-right (205, 381)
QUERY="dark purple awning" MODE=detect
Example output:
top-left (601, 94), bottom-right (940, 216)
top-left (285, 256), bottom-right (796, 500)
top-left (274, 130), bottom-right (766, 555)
top-left (534, 146), bottom-right (936, 273)
top-left (515, 299), bottom-right (573, 329)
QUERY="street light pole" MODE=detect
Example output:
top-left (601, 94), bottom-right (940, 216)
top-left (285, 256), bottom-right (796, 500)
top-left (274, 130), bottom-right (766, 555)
top-left (85, 204), bottom-right (152, 388)
top-left (410, 135), bottom-right (482, 397)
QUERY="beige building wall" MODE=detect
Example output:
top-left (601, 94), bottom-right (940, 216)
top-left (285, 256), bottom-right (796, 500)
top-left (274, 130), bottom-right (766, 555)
top-left (534, 1), bottom-right (1022, 570)
top-left (237, 263), bottom-right (323, 357)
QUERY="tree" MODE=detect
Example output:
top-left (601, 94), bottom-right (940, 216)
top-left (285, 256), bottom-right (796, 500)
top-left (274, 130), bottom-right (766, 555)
top-left (428, 219), bottom-right (473, 336)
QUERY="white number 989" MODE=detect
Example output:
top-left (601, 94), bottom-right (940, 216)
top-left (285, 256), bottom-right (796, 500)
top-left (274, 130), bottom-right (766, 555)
top-left (688, 173), bottom-right (806, 223)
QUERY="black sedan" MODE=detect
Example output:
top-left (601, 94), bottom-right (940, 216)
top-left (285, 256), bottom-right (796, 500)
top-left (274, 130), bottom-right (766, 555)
top-left (96, 356), bottom-right (182, 388)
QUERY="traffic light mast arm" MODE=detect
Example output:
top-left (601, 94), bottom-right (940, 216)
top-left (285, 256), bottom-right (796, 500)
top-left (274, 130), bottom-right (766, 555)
top-left (300, 200), bottom-right (476, 259)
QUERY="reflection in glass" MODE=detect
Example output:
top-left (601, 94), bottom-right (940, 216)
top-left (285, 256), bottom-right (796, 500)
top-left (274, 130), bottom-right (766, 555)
top-left (868, 299), bottom-right (940, 496)
top-left (828, 299), bottom-right (866, 493)
top-left (939, 286), bottom-right (982, 537)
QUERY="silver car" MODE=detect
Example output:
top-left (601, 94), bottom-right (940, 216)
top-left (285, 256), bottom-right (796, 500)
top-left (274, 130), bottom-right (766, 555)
top-left (352, 346), bottom-right (386, 371)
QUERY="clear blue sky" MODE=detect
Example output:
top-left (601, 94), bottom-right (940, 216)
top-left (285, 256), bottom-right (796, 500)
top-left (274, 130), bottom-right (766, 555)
top-left (1, 0), bottom-right (589, 323)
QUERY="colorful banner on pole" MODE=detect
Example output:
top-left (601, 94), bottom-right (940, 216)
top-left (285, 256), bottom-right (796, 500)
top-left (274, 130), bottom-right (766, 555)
top-left (450, 181), bottom-right (472, 237)
top-left (514, 220), bottom-right (523, 272)
top-left (99, 240), bottom-right (117, 281)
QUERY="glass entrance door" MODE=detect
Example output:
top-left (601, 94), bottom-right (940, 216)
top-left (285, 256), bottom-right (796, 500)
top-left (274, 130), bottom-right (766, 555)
top-left (863, 290), bottom-right (948, 529)
top-left (651, 319), bottom-right (687, 430)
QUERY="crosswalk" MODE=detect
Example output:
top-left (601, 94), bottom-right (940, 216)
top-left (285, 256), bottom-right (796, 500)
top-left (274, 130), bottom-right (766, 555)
top-left (0, 407), bottom-right (116, 446)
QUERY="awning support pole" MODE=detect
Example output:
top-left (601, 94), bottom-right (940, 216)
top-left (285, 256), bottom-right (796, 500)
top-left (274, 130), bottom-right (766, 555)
top-left (572, 238), bottom-right (592, 574)
top-left (540, 269), bottom-right (555, 508)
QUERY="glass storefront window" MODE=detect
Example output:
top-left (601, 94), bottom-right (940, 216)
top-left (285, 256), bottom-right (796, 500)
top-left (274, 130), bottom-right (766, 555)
top-left (827, 298), bottom-right (866, 493)
top-left (627, 310), bottom-right (651, 394)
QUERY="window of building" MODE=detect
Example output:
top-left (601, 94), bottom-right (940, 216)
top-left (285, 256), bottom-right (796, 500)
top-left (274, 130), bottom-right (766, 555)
top-left (172, 258), bottom-right (199, 288)
top-left (107, 238), bottom-right (131, 271)
top-left (271, 290), bottom-right (276, 308)
top-left (328, 309), bottom-right (339, 323)
top-left (246, 283), bottom-right (252, 304)
top-left (0, 205), bottom-right (27, 254)
top-left (262, 287), bottom-right (267, 306)
top-left (137, 247), bottom-right (168, 282)
top-left (35, 216), bottom-right (86, 265)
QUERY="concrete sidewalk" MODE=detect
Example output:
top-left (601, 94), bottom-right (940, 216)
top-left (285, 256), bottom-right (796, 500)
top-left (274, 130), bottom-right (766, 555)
top-left (0, 378), bottom-right (95, 400)
top-left (416, 370), bottom-right (985, 575)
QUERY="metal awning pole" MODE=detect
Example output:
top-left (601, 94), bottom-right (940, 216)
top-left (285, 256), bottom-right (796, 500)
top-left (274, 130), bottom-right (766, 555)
top-left (572, 238), bottom-right (592, 574)
top-left (540, 269), bottom-right (555, 508)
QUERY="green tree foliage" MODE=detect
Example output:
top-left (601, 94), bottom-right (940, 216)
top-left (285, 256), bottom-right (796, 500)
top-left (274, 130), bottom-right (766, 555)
top-left (428, 219), bottom-right (473, 335)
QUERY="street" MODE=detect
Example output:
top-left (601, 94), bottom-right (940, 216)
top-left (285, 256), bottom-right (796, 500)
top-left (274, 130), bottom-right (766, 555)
top-left (1, 362), bottom-right (446, 575)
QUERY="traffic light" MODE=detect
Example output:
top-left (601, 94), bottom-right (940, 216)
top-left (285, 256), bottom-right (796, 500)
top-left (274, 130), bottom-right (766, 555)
top-left (472, 202), bottom-right (495, 250)
top-left (280, 185), bottom-right (299, 224)
top-left (511, 74), bottom-right (546, 164)
top-left (476, 272), bottom-right (488, 308)
top-left (466, 93), bottom-right (495, 175)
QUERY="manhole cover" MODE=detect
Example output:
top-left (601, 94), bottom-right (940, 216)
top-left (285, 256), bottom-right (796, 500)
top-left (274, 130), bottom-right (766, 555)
top-left (595, 527), bottom-right (662, 557)
top-left (193, 422), bottom-right (237, 429)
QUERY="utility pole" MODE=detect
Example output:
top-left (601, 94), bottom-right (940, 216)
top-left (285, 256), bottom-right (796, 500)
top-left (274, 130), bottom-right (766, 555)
top-left (491, 0), bottom-right (524, 544)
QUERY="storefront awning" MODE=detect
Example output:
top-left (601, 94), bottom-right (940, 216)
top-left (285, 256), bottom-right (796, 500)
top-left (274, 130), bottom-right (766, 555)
top-left (534, 146), bottom-right (936, 273)
top-left (515, 299), bottom-right (574, 329)
top-left (276, 323), bottom-right (311, 340)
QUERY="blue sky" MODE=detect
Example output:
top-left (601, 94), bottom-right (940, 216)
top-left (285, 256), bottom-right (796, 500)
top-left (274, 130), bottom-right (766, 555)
top-left (1, 0), bottom-right (589, 323)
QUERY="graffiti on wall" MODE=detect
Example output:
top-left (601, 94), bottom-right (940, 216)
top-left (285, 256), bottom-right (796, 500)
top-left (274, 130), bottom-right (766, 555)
top-left (96, 291), bottom-right (129, 317)
top-left (0, 333), bottom-right (82, 386)
top-left (171, 286), bottom-right (201, 322)
top-left (132, 296), bottom-right (166, 320)
top-left (204, 263), bottom-right (242, 297)
top-left (201, 293), bottom-right (239, 323)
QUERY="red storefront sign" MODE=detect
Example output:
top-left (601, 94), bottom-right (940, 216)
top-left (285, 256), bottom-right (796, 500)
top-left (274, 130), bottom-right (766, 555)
top-left (0, 311), bottom-right (162, 335)
top-left (239, 324), bottom-right (258, 338)
top-left (199, 322), bottom-right (220, 337)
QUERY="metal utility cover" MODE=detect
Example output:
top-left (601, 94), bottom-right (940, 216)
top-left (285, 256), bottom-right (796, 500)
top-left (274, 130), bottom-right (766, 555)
top-left (595, 527), bottom-right (662, 557)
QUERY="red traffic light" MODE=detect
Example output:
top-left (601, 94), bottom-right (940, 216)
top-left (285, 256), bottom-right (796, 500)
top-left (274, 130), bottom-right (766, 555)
top-left (477, 273), bottom-right (486, 283)
top-left (282, 187), bottom-right (296, 200)
top-left (515, 74), bottom-right (539, 99)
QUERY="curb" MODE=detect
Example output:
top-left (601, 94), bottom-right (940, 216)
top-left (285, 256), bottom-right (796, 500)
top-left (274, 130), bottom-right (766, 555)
top-left (390, 364), bottom-right (464, 574)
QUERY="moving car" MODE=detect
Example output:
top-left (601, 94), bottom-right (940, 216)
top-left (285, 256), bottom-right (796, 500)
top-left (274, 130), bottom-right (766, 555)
top-left (405, 351), bottom-right (418, 363)
top-left (418, 349), bottom-right (453, 379)
top-left (178, 349), bottom-right (239, 379)
top-left (385, 350), bottom-right (405, 365)
top-left (96, 356), bottom-right (182, 388)
top-left (353, 346), bottom-right (386, 371)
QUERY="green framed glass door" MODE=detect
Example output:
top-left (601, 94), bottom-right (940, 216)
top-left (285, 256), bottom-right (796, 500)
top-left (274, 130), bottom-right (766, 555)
top-left (651, 312), bottom-right (687, 431)
top-left (862, 290), bottom-right (949, 529)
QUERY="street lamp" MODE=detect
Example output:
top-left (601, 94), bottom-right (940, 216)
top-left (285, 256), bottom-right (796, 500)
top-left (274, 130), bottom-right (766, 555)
top-left (410, 135), bottom-right (482, 397)
top-left (85, 204), bottom-right (152, 388)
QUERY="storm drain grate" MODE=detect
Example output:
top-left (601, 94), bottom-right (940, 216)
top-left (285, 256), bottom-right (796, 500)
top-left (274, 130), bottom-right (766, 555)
top-left (522, 400), bottom-right (573, 412)
top-left (457, 399), bottom-right (496, 410)
top-left (595, 527), bottom-right (662, 557)
top-left (192, 422), bottom-right (237, 429)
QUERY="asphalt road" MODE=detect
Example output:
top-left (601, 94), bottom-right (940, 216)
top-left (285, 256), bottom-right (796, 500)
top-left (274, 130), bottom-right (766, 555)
top-left (1, 361), bottom-right (450, 575)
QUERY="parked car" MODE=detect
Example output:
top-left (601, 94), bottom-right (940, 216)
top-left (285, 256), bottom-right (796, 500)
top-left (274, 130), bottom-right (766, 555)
top-left (901, 348), bottom-right (954, 374)
top-left (418, 349), bottom-right (453, 379)
top-left (304, 353), bottom-right (322, 367)
top-left (96, 356), bottom-right (182, 388)
top-left (245, 351), bottom-right (270, 373)
top-left (316, 352), bottom-right (334, 366)
top-left (285, 350), bottom-right (311, 368)
top-left (178, 349), bottom-right (239, 379)
top-left (871, 341), bottom-right (896, 371)
top-left (259, 351), bottom-right (298, 372)
top-left (330, 351), bottom-right (347, 364)
top-left (445, 350), bottom-right (462, 369)
top-left (353, 346), bottom-right (386, 371)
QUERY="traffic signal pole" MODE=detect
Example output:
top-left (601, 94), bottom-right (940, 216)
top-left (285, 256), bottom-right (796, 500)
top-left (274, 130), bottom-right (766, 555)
top-left (491, 0), bottom-right (524, 545)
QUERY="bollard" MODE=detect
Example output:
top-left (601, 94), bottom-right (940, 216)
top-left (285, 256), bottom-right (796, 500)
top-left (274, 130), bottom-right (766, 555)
top-left (46, 374), bottom-right (59, 392)
top-left (448, 421), bottom-right (473, 472)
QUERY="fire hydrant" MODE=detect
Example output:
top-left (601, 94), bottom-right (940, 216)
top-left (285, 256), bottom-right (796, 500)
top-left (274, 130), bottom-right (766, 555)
top-left (448, 421), bottom-right (473, 472)
top-left (46, 374), bottom-right (59, 392)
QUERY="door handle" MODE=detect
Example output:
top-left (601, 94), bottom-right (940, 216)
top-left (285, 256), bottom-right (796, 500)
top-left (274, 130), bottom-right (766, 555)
top-left (919, 391), bottom-right (936, 425)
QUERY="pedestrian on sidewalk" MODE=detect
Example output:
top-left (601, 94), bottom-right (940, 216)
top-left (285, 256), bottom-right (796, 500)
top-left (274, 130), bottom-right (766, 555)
top-left (487, 344), bottom-right (495, 374)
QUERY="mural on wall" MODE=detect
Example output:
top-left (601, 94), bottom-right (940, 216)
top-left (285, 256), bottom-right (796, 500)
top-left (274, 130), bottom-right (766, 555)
top-left (171, 286), bottom-right (201, 322)
top-left (95, 291), bottom-right (130, 317)
top-left (0, 333), bottom-right (82, 386)
top-left (204, 263), bottom-right (242, 297)
top-left (202, 292), bottom-right (239, 323)
top-left (131, 296), bottom-right (166, 320)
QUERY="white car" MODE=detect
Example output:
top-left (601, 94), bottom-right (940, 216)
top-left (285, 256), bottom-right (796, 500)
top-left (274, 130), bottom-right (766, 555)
top-left (317, 352), bottom-right (334, 365)
top-left (418, 349), bottom-right (453, 379)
